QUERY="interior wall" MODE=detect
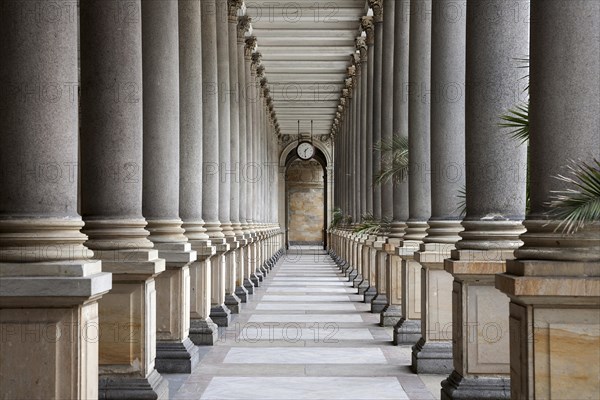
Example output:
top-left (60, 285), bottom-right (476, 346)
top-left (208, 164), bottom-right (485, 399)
top-left (286, 159), bottom-right (325, 245)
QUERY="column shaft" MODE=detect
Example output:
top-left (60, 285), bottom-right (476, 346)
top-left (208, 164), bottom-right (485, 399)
top-left (0, 1), bottom-right (110, 396)
top-left (80, 0), bottom-right (167, 396)
top-left (498, 2), bottom-right (600, 398)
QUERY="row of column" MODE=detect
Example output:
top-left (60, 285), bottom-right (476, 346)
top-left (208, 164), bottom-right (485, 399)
top-left (0, 1), bottom-right (284, 398)
top-left (330, 0), bottom-right (599, 399)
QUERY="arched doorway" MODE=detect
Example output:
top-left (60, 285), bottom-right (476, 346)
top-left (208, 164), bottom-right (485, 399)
top-left (283, 147), bottom-right (328, 249)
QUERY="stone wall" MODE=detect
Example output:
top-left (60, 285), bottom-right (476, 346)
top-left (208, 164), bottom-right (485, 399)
top-left (286, 159), bottom-right (325, 243)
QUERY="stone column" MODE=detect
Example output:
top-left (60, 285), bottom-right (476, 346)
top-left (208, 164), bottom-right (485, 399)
top-left (412, 0), bottom-right (467, 376)
top-left (246, 38), bottom-right (262, 287)
top-left (358, 36), bottom-right (368, 220)
top-left (219, 0), bottom-right (243, 315)
top-left (201, 0), bottom-right (231, 327)
top-left (79, 0), bottom-right (167, 397)
top-left (382, 0), bottom-right (409, 327)
top-left (361, 16), bottom-right (377, 303)
top-left (376, 0), bottom-right (397, 322)
top-left (496, 2), bottom-right (599, 399)
top-left (0, 1), bottom-right (111, 397)
top-left (442, 0), bottom-right (528, 395)
top-left (141, 0), bottom-right (199, 373)
top-left (179, 0), bottom-right (218, 346)
top-left (369, 0), bottom-right (383, 219)
top-left (237, 16), bottom-right (254, 296)
top-left (399, 0), bottom-right (434, 364)
top-left (393, 1), bottom-right (420, 344)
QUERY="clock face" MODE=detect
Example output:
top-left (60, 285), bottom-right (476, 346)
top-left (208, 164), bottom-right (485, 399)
top-left (297, 142), bottom-right (315, 160)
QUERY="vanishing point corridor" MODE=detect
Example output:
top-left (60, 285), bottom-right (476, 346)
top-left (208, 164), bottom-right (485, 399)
top-left (167, 247), bottom-right (440, 400)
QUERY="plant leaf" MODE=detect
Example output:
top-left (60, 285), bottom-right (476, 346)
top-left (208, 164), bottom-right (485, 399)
top-left (548, 159), bottom-right (600, 234)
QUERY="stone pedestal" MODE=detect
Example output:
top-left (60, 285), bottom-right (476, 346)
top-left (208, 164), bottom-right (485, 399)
top-left (154, 243), bottom-right (200, 373)
top-left (96, 249), bottom-right (168, 399)
top-left (371, 237), bottom-right (388, 313)
top-left (412, 243), bottom-right (454, 374)
top-left (394, 241), bottom-right (422, 345)
top-left (189, 242), bottom-right (218, 345)
top-left (0, 261), bottom-right (112, 399)
top-left (497, 259), bottom-right (600, 400)
top-left (380, 240), bottom-right (402, 326)
top-left (210, 244), bottom-right (232, 327)
top-left (364, 237), bottom-right (378, 303)
top-left (224, 241), bottom-right (242, 314)
top-left (442, 250), bottom-right (512, 399)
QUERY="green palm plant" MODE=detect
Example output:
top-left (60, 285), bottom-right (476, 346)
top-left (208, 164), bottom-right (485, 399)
top-left (353, 213), bottom-right (391, 235)
top-left (330, 207), bottom-right (343, 228)
top-left (373, 135), bottom-right (409, 185)
top-left (548, 159), bottom-right (600, 234)
top-left (499, 102), bottom-right (529, 144)
top-left (498, 57), bottom-right (599, 233)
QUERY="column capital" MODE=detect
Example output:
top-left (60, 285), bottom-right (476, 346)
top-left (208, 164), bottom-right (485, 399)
top-left (252, 52), bottom-right (263, 70)
top-left (347, 64), bottom-right (356, 78)
top-left (361, 16), bottom-right (375, 45)
top-left (245, 36), bottom-right (257, 59)
top-left (257, 65), bottom-right (265, 79)
top-left (238, 15), bottom-right (251, 42)
top-left (368, 0), bottom-right (383, 23)
top-left (227, 0), bottom-right (243, 23)
top-left (356, 36), bottom-right (368, 62)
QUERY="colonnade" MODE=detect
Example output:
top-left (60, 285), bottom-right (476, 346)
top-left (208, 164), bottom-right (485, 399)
top-left (0, 1), bottom-right (283, 398)
top-left (330, 1), bottom-right (599, 399)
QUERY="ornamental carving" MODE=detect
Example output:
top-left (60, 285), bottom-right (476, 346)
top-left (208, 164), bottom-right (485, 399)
top-left (245, 37), bottom-right (257, 58)
top-left (361, 16), bottom-right (375, 45)
top-left (368, 0), bottom-right (383, 23)
top-left (253, 53), bottom-right (263, 70)
top-left (356, 36), bottom-right (368, 62)
top-left (257, 65), bottom-right (266, 78)
top-left (227, 0), bottom-right (243, 22)
top-left (238, 16), bottom-right (251, 41)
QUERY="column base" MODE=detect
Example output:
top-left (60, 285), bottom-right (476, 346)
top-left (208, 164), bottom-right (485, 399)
top-left (99, 369), bottom-right (168, 400)
top-left (352, 274), bottom-right (363, 288)
top-left (210, 304), bottom-right (232, 327)
top-left (411, 338), bottom-right (453, 374)
top-left (225, 293), bottom-right (242, 314)
top-left (357, 279), bottom-right (369, 295)
top-left (348, 268), bottom-right (358, 282)
top-left (380, 304), bottom-right (402, 327)
top-left (254, 270), bottom-right (265, 282)
top-left (363, 286), bottom-right (377, 303)
top-left (235, 285), bottom-right (249, 303)
top-left (393, 318), bottom-right (421, 345)
top-left (250, 273), bottom-right (261, 287)
top-left (370, 293), bottom-right (388, 313)
top-left (189, 317), bottom-right (218, 345)
top-left (441, 371), bottom-right (510, 400)
top-left (155, 337), bottom-right (200, 374)
top-left (243, 278), bottom-right (255, 294)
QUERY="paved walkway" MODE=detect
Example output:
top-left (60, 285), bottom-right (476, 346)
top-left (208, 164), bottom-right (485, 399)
top-left (165, 248), bottom-right (442, 399)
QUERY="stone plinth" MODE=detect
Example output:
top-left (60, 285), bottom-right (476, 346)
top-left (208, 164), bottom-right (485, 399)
top-left (442, 250), bottom-right (512, 399)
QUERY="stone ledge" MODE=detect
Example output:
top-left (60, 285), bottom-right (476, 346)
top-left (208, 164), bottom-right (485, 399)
top-left (496, 273), bottom-right (600, 298)
top-left (0, 272), bottom-right (112, 298)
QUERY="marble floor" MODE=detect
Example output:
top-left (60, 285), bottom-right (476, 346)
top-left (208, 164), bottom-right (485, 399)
top-left (164, 248), bottom-right (443, 400)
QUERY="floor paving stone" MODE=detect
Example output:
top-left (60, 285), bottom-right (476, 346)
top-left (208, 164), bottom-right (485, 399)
top-left (165, 248), bottom-right (443, 400)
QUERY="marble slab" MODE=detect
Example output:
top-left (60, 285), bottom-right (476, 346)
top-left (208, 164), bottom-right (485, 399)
top-left (261, 295), bottom-right (352, 302)
top-left (200, 377), bottom-right (408, 399)
top-left (248, 314), bottom-right (363, 323)
top-left (256, 303), bottom-right (356, 311)
top-left (266, 287), bottom-right (356, 293)
top-left (223, 347), bottom-right (388, 364)
top-left (273, 277), bottom-right (345, 281)
top-left (236, 327), bottom-right (375, 341)
top-left (269, 282), bottom-right (349, 286)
